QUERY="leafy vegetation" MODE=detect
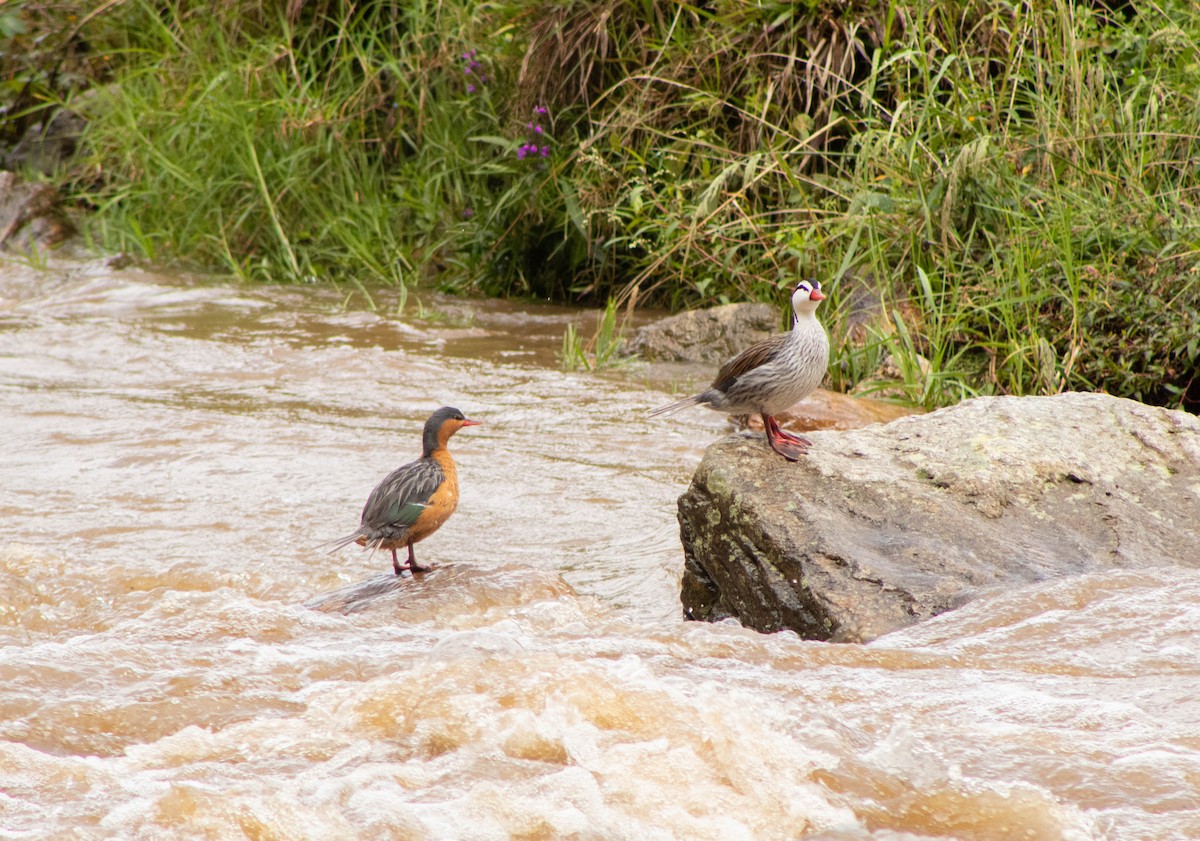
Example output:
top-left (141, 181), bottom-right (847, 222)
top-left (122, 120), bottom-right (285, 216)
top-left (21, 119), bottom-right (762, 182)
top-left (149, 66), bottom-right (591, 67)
top-left (560, 297), bottom-right (637, 372)
top-left (2, 0), bottom-right (1199, 409)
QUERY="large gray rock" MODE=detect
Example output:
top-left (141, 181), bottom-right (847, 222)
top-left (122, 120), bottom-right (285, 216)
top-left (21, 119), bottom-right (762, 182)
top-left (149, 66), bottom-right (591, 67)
top-left (678, 393), bottom-right (1200, 643)
top-left (626, 301), bottom-right (780, 363)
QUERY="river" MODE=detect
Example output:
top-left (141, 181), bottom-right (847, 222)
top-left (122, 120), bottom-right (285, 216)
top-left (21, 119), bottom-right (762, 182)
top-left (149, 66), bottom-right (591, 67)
top-left (2, 254), bottom-right (1198, 840)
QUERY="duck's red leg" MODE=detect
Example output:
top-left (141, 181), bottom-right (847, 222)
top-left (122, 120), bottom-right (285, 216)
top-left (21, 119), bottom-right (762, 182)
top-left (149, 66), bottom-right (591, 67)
top-left (391, 548), bottom-right (409, 575)
top-left (766, 414), bottom-right (813, 445)
top-left (762, 413), bottom-right (812, 461)
top-left (407, 541), bottom-right (432, 574)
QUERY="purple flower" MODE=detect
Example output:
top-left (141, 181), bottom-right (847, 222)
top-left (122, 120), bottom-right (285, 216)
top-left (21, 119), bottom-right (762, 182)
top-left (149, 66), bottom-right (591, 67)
top-left (515, 108), bottom-right (553, 161)
top-left (462, 49), bottom-right (487, 92)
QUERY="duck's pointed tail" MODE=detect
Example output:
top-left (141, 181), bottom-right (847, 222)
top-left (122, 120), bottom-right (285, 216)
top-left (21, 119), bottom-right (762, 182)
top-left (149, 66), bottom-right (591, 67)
top-left (315, 529), bottom-right (368, 555)
top-left (646, 393), bottom-right (703, 418)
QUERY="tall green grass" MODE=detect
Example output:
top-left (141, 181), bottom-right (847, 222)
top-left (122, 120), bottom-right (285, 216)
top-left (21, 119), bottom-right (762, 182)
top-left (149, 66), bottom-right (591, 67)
top-left (72, 1), bottom-right (423, 291)
top-left (21, 0), bottom-right (1200, 409)
top-left (560, 297), bottom-right (636, 372)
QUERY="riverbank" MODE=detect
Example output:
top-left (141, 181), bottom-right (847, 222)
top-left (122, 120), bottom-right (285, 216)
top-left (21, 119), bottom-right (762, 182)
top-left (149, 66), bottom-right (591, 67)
top-left (3, 0), bottom-right (1199, 411)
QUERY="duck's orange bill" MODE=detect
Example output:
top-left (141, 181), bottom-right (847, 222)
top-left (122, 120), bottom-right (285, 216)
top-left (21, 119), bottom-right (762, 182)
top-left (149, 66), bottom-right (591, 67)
top-left (461, 419), bottom-right (483, 427)
top-left (809, 289), bottom-right (825, 301)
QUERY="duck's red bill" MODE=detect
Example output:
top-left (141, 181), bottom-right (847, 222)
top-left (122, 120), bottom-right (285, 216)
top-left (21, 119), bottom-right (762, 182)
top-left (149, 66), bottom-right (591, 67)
top-left (461, 419), bottom-right (483, 427)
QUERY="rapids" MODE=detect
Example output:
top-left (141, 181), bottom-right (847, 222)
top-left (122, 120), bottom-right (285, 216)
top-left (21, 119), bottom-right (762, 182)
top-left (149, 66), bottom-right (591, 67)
top-left (1, 255), bottom-right (1198, 840)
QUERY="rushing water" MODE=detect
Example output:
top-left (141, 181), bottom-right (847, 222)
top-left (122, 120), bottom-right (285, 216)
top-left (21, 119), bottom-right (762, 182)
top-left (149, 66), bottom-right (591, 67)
top-left (2, 254), bottom-right (1199, 840)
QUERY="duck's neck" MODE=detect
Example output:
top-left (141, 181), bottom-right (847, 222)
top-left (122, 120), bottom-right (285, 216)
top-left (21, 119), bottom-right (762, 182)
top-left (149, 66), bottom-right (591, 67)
top-left (422, 429), bottom-right (444, 458)
top-left (791, 308), bottom-right (820, 328)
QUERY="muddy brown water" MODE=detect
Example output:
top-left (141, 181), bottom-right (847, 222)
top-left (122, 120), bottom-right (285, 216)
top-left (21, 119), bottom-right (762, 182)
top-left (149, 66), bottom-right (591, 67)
top-left (2, 255), bottom-right (1198, 840)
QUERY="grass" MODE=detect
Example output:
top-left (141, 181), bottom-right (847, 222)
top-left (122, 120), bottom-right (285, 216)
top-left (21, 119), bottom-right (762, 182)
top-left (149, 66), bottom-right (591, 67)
top-left (66, 3), bottom-right (415, 288)
top-left (4, 0), bottom-right (1200, 410)
top-left (560, 297), bottom-right (637, 372)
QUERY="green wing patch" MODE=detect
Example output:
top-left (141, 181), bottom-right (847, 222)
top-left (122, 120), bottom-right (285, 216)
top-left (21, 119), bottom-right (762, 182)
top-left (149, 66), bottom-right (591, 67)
top-left (388, 500), bottom-right (427, 527)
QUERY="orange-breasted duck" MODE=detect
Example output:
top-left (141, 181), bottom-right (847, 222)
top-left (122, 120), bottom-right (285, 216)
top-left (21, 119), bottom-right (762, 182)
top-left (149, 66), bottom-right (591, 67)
top-left (326, 406), bottom-right (480, 575)
top-left (648, 280), bottom-right (829, 461)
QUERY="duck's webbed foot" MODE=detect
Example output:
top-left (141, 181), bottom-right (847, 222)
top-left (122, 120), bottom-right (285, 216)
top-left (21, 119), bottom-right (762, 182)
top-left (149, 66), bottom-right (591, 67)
top-left (762, 414), bottom-right (812, 461)
top-left (391, 549), bottom-right (411, 576)
top-left (406, 543), bottom-right (433, 574)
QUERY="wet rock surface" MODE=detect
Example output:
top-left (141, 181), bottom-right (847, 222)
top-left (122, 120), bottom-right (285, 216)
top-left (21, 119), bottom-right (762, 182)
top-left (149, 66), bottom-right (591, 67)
top-left (679, 393), bottom-right (1200, 643)
top-left (626, 301), bottom-right (780, 363)
top-left (306, 563), bottom-right (579, 617)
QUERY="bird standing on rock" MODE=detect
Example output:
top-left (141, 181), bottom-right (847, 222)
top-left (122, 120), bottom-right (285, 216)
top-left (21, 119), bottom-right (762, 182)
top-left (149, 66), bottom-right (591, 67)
top-left (325, 406), bottom-right (480, 575)
top-left (648, 279), bottom-right (830, 461)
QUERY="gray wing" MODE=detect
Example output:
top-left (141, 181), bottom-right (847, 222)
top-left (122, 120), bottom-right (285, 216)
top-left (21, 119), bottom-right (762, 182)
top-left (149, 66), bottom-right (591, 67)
top-left (360, 457), bottom-right (445, 532)
top-left (711, 333), bottom-right (788, 393)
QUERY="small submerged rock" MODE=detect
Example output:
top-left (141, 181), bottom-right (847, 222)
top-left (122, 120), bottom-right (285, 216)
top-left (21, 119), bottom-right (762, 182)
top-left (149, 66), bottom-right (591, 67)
top-left (306, 562), bottom-right (579, 619)
top-left (678, 392), bottom-right (1200, 643)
